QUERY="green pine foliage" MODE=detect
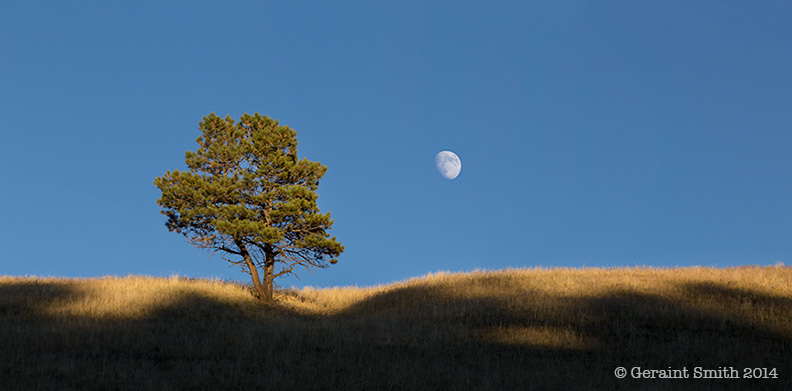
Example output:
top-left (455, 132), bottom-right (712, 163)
top-left (154, 113), bottom-right (343, 302)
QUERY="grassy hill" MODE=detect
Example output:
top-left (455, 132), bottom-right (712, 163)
top-left (1, 266), bottom-right (790, 390)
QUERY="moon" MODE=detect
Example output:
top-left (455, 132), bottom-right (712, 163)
top-left (435, 150), bottom-right (461, 180)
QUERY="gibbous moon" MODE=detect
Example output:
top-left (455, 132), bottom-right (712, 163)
top-left (435, 150), bottom-right (461, 180)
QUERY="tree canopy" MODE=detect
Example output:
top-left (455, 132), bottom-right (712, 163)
top-left (154, 112), bottom-right (343, 302)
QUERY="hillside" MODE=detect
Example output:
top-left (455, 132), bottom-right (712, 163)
top-left (1, 266), bottom-right (790, 390)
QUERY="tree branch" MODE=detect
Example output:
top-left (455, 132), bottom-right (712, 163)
top-left (219, 245), bottom-right (242, 255)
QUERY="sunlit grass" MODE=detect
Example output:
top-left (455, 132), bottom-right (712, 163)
top-left (0, 275), bottom-right (261, 320)
top-left (2, 265), bottom-right (790, 390)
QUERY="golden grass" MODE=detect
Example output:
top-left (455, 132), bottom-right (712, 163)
top-left (2, 266), bottom-right (791, 390)
top-left (0, 275), bottom-right (260, 321)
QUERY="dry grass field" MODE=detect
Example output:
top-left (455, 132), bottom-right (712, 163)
top-left (1, 266), bottom-right (791, 390)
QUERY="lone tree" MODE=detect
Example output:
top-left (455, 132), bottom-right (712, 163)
top-left (154, 112), bottom-right (343, 303)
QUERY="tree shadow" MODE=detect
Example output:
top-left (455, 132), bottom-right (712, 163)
top-left (1, 276), bottom-right (790, 390)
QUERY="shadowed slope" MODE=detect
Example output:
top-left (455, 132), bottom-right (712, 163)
top-left (1, 267), bottom-right (790, 390)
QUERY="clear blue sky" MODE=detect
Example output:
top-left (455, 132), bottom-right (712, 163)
top-left (2, 1), bottom-right (790, 288)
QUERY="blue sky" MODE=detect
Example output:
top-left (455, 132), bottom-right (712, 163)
top-left (2, 1), bottom-right (790, 288)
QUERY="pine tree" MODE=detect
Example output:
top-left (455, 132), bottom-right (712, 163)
top-left (154, 113), bottom-right (343, 302)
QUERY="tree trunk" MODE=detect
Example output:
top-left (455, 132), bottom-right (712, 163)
top-left (235, 239), bottom-right (271, 303)
top-left (261, 244), bottom-right (276, 302)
